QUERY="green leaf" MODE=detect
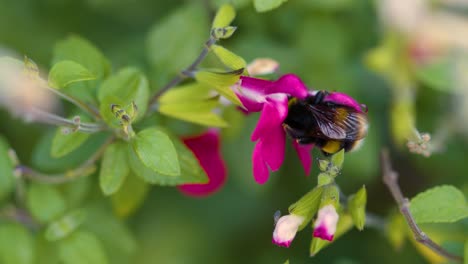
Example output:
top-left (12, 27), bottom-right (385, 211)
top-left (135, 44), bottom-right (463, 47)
top-left (289, 186), bottom-right (323, 230)
top-left (212, 4), bottom-right (236, 28)
top-left (158, 83), bottom-right (211, 104)
top-left (331, 149), bottom-right (345, 169)
top-left (45, 210), bottom-right (86, 241)
top-left (0, 223), bottom-right (35, 264)
top-left (128, 130), bottom-right (208, 186)
top-left (410, 185), bottom-right (468, 224)
top-left (99, 141), bottom-right (130, 195)
top-left (347, 185), bottom-right (367, 231)
top-left (131, 128), bottom-right (180, 176)
top-left (58, 231), bottom-right (108, 264)
top-left (26, 183), bottom-right (66, 223)
top-left (98, 67), bottom-right (149, 126)
top-left (51, 127), bottom-right (90, 158)
top-left (159, 101), bottom-right (228, 127)
top-left (53, 35), bottom-right (111, 80)
top-left (48, 61), bottom-right (96, 89)
top-left (194, 70), bottom-right (242, 106)
top-left (211, 45), bottom-right (246, 70)
top-left (0, 136), bottom-right (15, 201)
top-left (254, 0), bottom-right (288, 12)
top-left (310, 214), bottom-right (353, 256)
top-left (147, 4), bottom-right (208, 74)
top-left (111, 173), bottom-right (149, 217)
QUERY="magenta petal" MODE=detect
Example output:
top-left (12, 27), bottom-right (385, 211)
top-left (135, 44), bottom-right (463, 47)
top-left (272, 74), bottom-right (308, 99)
top-left (235, 92), bottom-right (264, 112)
top-left (240, 76), bottom-right (275, 95)
top-left (313, 225), bottom-right (334, 241)
top-left (292, 141), bottom-right (314, 176)
top-left (323, 92), bottom-right (362, 112)
top-left (251, 96), bottom-right (288, 141)
top-left (252, 141), bottom-right (270, 184)
top-left (178, 130), bottom-right (227, 197)
top-left (260, 126), bottom-right (286, 171)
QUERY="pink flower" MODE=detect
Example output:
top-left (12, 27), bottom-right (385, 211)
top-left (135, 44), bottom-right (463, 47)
top-left (313, 205), bottom-right (339, 241)
top-left (272, 214), bottom-right (304, 247)
top-left (178, 130), bottom-right (227, 197)
top-left (236, 74), bottom-right (366, 184)
top-left (236, 74), bottom-right (312, 184)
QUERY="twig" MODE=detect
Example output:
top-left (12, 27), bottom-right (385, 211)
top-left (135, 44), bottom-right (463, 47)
top-left (380, 149), bottom-right (463, 263)
top-left (29, 107), bottom-right (106, 133)
top-left (147, 35), bottom-right (218, 111)
top-left (44, 85), bottom-right (101, 120)
top-left (17, 136), bottom-right (114, 184)
top-left (0, 205), bottom-right (40, 230)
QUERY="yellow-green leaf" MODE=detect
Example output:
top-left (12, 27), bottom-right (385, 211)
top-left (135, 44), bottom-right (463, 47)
top-left (211, 45), bottom-right (246, 70)
top-left (51, 128), bottom-right (90, 158)
top-left (159, 101), bottom-right (228, 127)
top-left (48, 61), bottom-right (96, 89)
top-left (58, 231), bottom-right (108, 264)
top-left (26, 183), bottom-right (66, 223)
top-left (212, 4), bottom-right (236, 28)
top-left (0, 223), bottom-right (35, 264)
top-left (111, 173), bottom-right (149, 217)
top-left (131, 128), bottom-right (180, 176)
top-left (0, 136), bottom-right (15, 202)
top-left (195, 70), bottom-right (242, 106)
top-left (45, 210), bottom-right (86, 241)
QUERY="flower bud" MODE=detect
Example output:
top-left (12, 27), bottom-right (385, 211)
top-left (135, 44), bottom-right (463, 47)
top-left (272, 214), bottom-right (304, 247)
top-left (312, 205), bottom-right (339, 241)
top-left (347, 185), bottom-right (367, 231)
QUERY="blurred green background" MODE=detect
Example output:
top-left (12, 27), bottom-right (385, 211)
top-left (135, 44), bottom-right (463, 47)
top-left (1, 0), bottom-right (467, 263)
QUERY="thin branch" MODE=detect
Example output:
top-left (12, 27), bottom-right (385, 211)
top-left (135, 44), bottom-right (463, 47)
top-left (29, 107), bottom-right (106, 133)
top-left (44, 85), bottom-right (101, 120)
top-left (0, 205), bottom-right (40, 230)
top-left (17, 136), bottom-right (114, 184)
top-left (380, 149), bottom-right (463, 263)
top-left (147, 35), bottom-right (218, 111)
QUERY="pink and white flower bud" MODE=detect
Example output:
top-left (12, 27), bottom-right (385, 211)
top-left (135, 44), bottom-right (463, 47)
top-left (313, 205), bottom-right (339, 241)
top-left (246, 58), bottom-right (279, 76)
top-left (272, 214), bottom-right (304, 247)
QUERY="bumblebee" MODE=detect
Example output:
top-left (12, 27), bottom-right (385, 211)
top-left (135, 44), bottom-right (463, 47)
top-left (283, 91), bottom-right (368, 155)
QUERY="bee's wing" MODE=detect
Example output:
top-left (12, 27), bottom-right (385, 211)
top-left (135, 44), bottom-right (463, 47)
top-left (307, 105), bottom-right (367, 140)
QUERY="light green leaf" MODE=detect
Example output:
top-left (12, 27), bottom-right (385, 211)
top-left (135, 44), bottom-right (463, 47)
top-left (26, 183), bottom-right (66, 223)
top-left (53, 35), bottom-right (111, 80)
top-left (131, 128), bottom-right (180, 176)
top-left (331, 149), bottom-right (344, 169)
top-left (212, 4), bottom-right (236, 28)
top-left (111, 173), bottom-right (149, 217)
top-left (58, 231), bottom-right (108, 264)
top-left (48, 61), bottom-right (96, 89)
top-left (0, 223), bottom-right (35, 264)
top-left (99, 141), bottom-right (129, 195)
top-left (289, 186), bottom-right (323, 230)
top-left (128, 131), bottom-right (208, 186)
top-left (159, 101), bottom-right (228, 127)
top-left (147, 4), bottom-right (208, 74)
top-left (410, 185), bottom-right (468, 224)
top-left (158, 83), bottom-right (211, 104)
top-left (51, 127), bottom-right (90, 158)
top-left (98, 67), bottom-right (149, 126)
top-left (254, 0), bottom-right (288, 12)
top-left (0, 136), bottom-right (15, 201)
top-left (195, 70), bottom-right (242, 105)
top-left (45, 210), bottom-right (86, 241)
top-left (211, 45), bottom-right (246, 70)
top-left (347, 185), bottom-right (367, 231)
